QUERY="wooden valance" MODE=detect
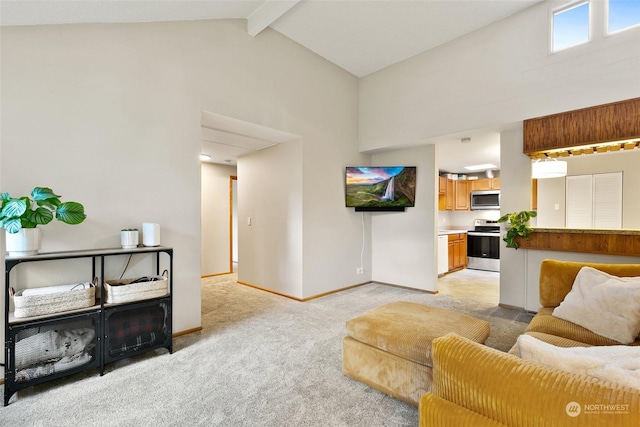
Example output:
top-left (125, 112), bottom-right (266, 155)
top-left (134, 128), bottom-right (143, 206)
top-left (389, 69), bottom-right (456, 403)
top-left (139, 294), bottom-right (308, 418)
top-left (523, 98), bottom-right (640, 155)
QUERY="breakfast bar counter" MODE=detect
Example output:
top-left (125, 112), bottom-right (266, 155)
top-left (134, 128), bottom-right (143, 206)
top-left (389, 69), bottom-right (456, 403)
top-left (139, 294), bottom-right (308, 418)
top-left (517, 227), bottom-right (640, 256)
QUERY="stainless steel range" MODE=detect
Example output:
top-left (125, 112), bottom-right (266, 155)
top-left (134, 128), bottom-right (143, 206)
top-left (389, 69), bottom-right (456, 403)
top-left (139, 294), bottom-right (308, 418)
top-left (467, 219), bottom-right (500, 272)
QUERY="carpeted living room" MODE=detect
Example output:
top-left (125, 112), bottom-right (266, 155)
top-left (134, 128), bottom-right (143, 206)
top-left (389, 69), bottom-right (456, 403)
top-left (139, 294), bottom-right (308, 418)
top-left (1, 271), bottom-right (532, 425)
top-left (5, 259), bottom-right (640, 425)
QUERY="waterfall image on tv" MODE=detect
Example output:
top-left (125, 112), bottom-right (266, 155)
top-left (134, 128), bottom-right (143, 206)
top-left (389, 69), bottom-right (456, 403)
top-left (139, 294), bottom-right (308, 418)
top-left (345, 166), bottom-right (417, 211)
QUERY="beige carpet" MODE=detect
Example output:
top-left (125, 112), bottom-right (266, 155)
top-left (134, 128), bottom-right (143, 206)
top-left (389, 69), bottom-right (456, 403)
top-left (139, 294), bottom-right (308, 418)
top-left (2, 274), bottom-right (532, 426)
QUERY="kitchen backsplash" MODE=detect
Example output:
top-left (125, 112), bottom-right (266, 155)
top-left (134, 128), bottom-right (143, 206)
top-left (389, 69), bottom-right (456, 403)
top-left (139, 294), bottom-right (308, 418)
top-left (438, 209), bottom-right (501, 230)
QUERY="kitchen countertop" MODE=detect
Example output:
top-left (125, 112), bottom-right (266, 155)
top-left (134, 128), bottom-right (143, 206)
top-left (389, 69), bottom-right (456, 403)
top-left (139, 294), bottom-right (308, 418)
top-left (438, 229), bottom-right (469, 235)
top-left (531, 227), bottom-right (640, 235)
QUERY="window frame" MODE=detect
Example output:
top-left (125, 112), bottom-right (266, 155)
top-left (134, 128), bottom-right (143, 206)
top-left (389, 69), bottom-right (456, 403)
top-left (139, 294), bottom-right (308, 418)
top-left (606, 0), bottom-right (640, 35)
top-left (550, 0), bottom-right (592, 53)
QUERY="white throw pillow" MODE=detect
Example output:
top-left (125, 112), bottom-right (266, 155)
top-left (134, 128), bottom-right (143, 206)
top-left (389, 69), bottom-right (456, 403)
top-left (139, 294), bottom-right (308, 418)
top-left (552, 266), bottom-right (640, 344)
top-left (517, 334), bottom-right (640, 390)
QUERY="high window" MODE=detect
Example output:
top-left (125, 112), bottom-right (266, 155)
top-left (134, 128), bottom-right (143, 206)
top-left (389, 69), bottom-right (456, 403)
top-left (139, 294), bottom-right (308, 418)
top-left (552, 1), bottom-right (590, 52)
top-left (607, 0), bottom-right (640, 34)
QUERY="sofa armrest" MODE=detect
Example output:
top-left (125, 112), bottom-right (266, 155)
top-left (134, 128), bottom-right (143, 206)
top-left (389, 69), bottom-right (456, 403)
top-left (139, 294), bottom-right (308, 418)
top-left (424, 333), bottom-right (639, 427)
top-left (419, 393), bottom-right (506, 427)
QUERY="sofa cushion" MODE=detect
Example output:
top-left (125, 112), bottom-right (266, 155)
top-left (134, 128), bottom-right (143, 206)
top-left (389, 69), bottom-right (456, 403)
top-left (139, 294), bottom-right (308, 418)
top-left (538, 259), bottom-right (640, 308)
top-left (525, 307), bottom-right (639, 346)
top-left (553, 267), bottom-right (640, 344)
top-left (517, 334), bottom-right (640, 390)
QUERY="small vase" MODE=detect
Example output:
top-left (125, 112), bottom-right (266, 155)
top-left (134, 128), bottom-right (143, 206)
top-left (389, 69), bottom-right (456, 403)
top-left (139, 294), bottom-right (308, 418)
top-left (5, 228), bottom-right (42, 257)
top-left (120, 230), bottom-right (139, 249)
top-left (142, 223), bottom-right (161, 246)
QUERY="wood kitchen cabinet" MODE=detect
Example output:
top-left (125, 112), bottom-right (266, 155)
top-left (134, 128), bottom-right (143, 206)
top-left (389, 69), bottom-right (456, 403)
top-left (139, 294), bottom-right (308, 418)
top-left (454, 181), bottom-right (470, 211)
top-left (447, 233), bottom-right (467, 272)
top-left (438, 178), bottom-right (455, 211)
top-left (439, 178), bottom-right (470, 211)
top-left (439, 176), bottom-right (447, 194)
top-left (470, 178), bottom-right (500, 191)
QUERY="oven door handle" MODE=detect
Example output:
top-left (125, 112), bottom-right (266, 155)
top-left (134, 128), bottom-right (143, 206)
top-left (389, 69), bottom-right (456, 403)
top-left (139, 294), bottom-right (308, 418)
top-left (468, 232), bottom-right (501, 237)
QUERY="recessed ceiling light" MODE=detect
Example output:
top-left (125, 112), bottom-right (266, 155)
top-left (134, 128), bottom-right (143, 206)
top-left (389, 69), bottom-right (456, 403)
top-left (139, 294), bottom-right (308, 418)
top-left (200, 154), bottom-right (211, 161)
top-left (464, 163), bottom-right (497, 171)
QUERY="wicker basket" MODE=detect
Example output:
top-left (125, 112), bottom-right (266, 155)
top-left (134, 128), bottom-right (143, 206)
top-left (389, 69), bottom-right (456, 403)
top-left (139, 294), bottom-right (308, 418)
top-left (104, 270), bottom-right (169, 304)
top-left (11, 279), bottom-right (97, 318)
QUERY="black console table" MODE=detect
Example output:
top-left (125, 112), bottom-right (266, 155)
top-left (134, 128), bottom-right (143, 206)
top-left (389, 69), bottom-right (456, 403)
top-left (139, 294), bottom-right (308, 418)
top-left (3, 246), bottom-right (173, 405)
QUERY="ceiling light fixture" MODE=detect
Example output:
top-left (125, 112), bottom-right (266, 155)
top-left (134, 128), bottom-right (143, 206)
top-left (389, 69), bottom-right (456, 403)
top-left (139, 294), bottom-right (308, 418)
top-left (200, 154), bottom-right (211, 161)
top-left (464, 163), bottom-right (497, 171)
top-left (531, 157), bottom-right (567, 179)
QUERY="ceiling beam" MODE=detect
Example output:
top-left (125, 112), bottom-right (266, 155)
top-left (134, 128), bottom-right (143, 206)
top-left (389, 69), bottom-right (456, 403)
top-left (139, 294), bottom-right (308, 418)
top-left (247, 0), bottom-right (300, 37)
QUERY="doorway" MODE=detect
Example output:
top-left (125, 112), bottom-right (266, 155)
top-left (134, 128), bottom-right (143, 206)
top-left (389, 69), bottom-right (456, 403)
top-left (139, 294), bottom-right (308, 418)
top-left (230, 176), bottom-right (238, 272)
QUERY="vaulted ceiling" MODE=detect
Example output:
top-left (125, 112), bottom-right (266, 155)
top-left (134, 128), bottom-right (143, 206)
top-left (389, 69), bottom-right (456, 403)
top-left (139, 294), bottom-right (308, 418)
top-left (1, 0), bottom-right (543, 169)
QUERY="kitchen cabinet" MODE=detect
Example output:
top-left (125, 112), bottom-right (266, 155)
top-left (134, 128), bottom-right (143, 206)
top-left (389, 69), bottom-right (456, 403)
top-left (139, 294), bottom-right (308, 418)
top-left (470, 178), bottom-right (500, 191)
top-left (447, 233), bottom-right (467, 272)
top-left (438, 176), bottom-right (447, 195)
top-left (454, 181), bottom-right (470, 211)
top-left (439, 178), bottom-right (471, 211)
top-left (438, 178), bottom-right (455, 211)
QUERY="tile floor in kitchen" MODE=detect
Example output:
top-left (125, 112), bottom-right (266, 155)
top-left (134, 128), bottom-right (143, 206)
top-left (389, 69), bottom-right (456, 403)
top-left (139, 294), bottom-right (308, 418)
top-left (437, 267), bottom-right (500, 305)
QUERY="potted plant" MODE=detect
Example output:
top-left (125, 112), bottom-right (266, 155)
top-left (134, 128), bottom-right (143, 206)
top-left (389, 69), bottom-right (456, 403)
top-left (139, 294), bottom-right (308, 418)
top-left (497, 210), bottom-right (537, 249)
top-left (0, 187), bottom-right (86, 256)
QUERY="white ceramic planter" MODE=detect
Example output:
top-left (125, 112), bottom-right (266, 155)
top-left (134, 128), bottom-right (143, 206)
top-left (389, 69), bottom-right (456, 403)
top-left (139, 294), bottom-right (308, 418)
top-left (120, 230), bottom-right (139, 249)
top-left (5, 228), bottom-right (42, 257)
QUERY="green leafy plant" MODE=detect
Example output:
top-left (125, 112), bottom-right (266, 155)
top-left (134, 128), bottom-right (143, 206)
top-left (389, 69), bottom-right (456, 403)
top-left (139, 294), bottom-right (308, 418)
top-left (0, 187), bottom-right (86, 234)
top-left (496, 210), bottom-right (537, 249)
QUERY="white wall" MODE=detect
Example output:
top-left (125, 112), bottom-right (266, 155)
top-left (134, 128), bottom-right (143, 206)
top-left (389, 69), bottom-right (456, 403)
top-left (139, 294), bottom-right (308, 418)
top-left (300, 76), bottom-right (370, 298)
top-left (360, 0), bottom-right (640, 151)
top-left (536, 177), bottom-right (566, 227)
top-left (1, 21), bottom-right (204, 345)
top-left (438, 209), bottom-right (501, 230)
top-left (371, 145), bottom-right (439, 292)
top-left (359, 0), bottom-right (640, 309)
top-left (499, 126), bottom-right (535, 308)
top-left (238, 141), bottom-right (304, 298)
top-left (201, 162), bottom-right (237, 276)
top-left (0, 17), bottom-right (363, 371)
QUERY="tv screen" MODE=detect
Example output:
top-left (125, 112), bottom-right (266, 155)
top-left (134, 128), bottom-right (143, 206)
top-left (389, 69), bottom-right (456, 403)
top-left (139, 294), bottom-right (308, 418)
top-left (345, 166), bottom-right (417, 211)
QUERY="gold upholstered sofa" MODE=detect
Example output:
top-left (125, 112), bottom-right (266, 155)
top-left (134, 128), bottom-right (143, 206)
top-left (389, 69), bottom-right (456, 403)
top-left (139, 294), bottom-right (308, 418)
top-left (419, 259), bottom-right (640, 426)
top-left (521, 259), bottom-right (640, 349)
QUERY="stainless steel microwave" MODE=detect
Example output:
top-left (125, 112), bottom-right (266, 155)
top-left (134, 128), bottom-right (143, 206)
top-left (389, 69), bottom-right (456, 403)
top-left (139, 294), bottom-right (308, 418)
top-left (470, 190), bottom-right (500, 210)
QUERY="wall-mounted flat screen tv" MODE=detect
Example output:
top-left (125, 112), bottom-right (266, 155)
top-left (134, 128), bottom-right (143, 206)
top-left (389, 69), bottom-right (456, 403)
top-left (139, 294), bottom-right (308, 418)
top-left (345, 166), bottom-right (417, 211)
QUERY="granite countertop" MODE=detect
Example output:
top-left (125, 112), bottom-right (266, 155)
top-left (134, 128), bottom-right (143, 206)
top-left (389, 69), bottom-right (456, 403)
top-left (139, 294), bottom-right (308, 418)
top-left (438, 229), bottom-right (469, 235)
top-left (531, 227), bottom-right (640, 236)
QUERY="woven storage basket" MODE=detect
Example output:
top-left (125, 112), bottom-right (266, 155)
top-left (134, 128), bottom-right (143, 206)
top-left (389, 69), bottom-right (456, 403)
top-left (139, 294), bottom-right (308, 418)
top-left (104, 270), bottom-right (169, 304)
top-left (11, 279), bottom-right (96, 318)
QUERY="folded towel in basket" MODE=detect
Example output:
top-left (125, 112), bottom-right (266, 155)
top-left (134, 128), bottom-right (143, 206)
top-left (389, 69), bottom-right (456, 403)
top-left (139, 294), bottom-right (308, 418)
top-left (21, 282), bottom-right (93, 296)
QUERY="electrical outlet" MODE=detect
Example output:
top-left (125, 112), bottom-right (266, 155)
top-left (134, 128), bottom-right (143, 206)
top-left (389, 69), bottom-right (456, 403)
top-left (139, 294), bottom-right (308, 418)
top-left (357, 267), bottom-right (363, 275)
